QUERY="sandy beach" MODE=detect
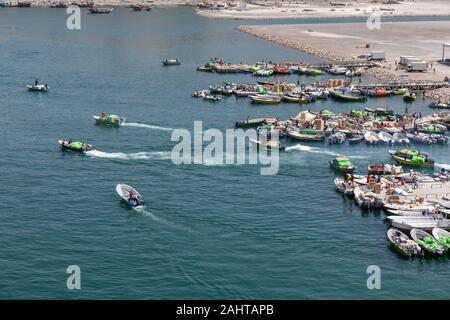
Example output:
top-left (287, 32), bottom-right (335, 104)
top-left (197, 0), bottom-right (450, 20)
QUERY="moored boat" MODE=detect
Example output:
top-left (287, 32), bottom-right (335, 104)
top-left (432, 227), bottom-right (450, 251)
top-left (378, 131), bottom-right (394, 144)
top-left (388, 149), bottom-right (434, 168)
top-left (287, 129), bottom-right (324, 141)
top-left (329, 90), bottom-right (367, 102)
top-left (249, 94), bottom-right (281, 105)
top-left (328, 132), bottom-right (346, 144)
top-left (89, 7), bottom-right (113, 14)
top-left (403, 91), bottom-right (416, 102)
top-left (235, 118), bottom-right (267, 128)
top-left (410, 228), bottom-right (445, 255)
top-left (387, 228), bottom-right (422, 256)
top-left (364, 131), bottom-right (380, 144)
top-left (387, 216), bottom-right (450, 232)
top-left (354, 186), bottom-right (382, 208)
top-left (334, 177), bottom-right (353, 197)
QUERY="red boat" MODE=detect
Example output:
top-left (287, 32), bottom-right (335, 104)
top-left (368, 163), bottom-right (384, 175)
top-left (273, 67), bottom-right (292, 75)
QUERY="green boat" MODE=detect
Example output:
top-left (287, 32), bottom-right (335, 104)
top-left (419, 124), bottom-right (447, 134)
top-left (403, 91), bottom-right (416, 102)
top-left (329, 156), bottom-right (355, 173)
top-left (299, 67), bottom-right (323, 76)
top-left (319, 110), bottom-right (334, 118)
top-left (394, 88), bottom-right (409, 95)
top-left (248, 66), bottom-right (261, 73)
top-left (329, 90), bottom-right (367, 102)
top-left (388, 149), bottom-right (434, 168)
top-left (93, 113), bottom-right (125, 126)
top-left (411, 229), bottom-right (445, 255)
top-left (432, 228), bottom-right (450, 252)
top-left (58, 139), bottom-right (93, 152)
top-left (287, 128), bottom-right (325, 141)
top-left (350, 110), bottom-right (369, 118)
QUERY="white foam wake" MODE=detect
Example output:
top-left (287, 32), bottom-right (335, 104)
top-left (121, 122), bottom-right (173, 131)
top-left (436, 163), bottom-right (450, 170)
top-left (86, 150), bottom-right (171, 160)
top-left (134, 207), bottom-right (193, 233)
top-left (285, 144), bottom-right (367, 159)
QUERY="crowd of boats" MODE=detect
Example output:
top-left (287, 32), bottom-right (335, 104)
top-left (191, 79), bottom-right (437, 109)
top-left (231, 107), bottom-right (449, 153)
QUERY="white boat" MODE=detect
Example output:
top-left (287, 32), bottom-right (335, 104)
top-left (249, 138), bottom-right (285, 151)
top-left (26, 84), bottom-right (48, 92)
top-left (378, 131), bottom-right (394, 144)
top-left (354, 186), bottom-right (382, 208)
top-left (393, 132), bottom-right (410, 145)
top-left (116, 184), bottom-right (144, 208)
top-left (387, 228), bottom-right (422, 256)
top-left (334, 178), bottom-right (353, 197)
top-left (383, 202), bottom-right (435, 212)
top-left (387, 216), bottom-right (450, 231)
top-left (249, 94), bottom-right (281, 104)
top-left (385, 209), bottom-right (437, 216)
top-left (383, 164), bottom-right (403, 175)
top-left (364, 131), bottom-right (380, 144)
top-left (432, 227), bottom-right (450, 242)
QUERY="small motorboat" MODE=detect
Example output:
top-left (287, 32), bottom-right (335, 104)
top-left (364, 131), bottom-right (380, 144)
top-left (249, 138), bottom-right (285, 151)
top-left (368, 163), bottom-right (384, 175)
top-left (58, 139), bottom-right (93, 152)
top-left (273, 67), bottom-right (292, 75)
top-left (329, 90), bottom-right (367, 102)
top-left (387, 228), bottom-right (422, 257)
top-left (432, 227), bottom-right (450, 252)
top-left (383, 164), bottom-right (403, 175)
top-left (410, 228), bottom-right (445, 255)
top-left (328, 132), bottom-right (346, 144)
top-left (419, 124), bottom-right (447, 135)
top-left (334, 177), bottom-right (353, 197)
top-left (235, 118), bottom-right (267, 128)
top-left (387, 216), bottom-right (450, 232)
top-left (252, 69), bottom-right (273, 77)
top-left (93, 113), bottom-right (124, 126)
top-left (348, 133), bottom-right (364, 144)
top-left (403, 91), bottom-right (416, 102)
top-left (405, 132), bottom-right (434, 144)
top-left (298, 67), bottom-right (323, 76)
top-left (233, 90), bottom-right (255, 97)
top-left (329, 156), bottom-right (355, 173)
top-left (116, 184), bottom-right (145, 209)
top-left (429, 101), bottom-right (449, 109)
top-left (388, 149), bottom-right (434, 168)
top-left (203, 94), bottom-right (221, 102)
top-left (26, 84), bottom-right (49, 92)
top-left (392, 132), bottom-right (410, 145)
top-left (162, 58), bottom-right (181, 66)
top-left (89, 7), bottom-right (113, 14)
top-left (378, 131), bottom-right (394, 144)
top-left (288, 129), bottom-right (324, 141)
top-left (249, 94), bottom-right (281, 105)
top-left (353, 186), bottom-right (382, 208)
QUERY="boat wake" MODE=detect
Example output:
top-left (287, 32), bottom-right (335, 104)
top-left (134, 207), bottom-right (193, 233)
top-left (121, 122), bottom-right (173, 131)
top-left (436, 163), bottom-right (450, 170)
top-left (285, 144), bottom-right (367, 159)
top-left (86, 150), bottom-right (171, 161)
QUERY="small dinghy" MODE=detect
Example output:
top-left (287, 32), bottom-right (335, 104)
top-left (348, 133), bottom-right (364, 144)
top-left (203, 94), bottom-right (221, 102)
top-left (387, 228), bottom-right (422, 256)
top-left (410, 228), bottom-right (445, 255)
top-left (378, 131), bottom-right (394, 144)
top-left (89, 7), bottom-right (113, 14)
top-left (329, 156), bottom-right (355, 173)
top-left (116, 184), bottom-right (144, 208)
top-left (364, 131), bottom-right (380, 144)
top-left (432, 227), bottom-right (450, 251)
top-left (26, 84), bottom-right (49, 92)
top-left (387, 216), bottom-right (450, 232)
top-left (162, 58), bottom-right (180, 66)
top-left (249, 138), bottom-right (285, 151)
top-left (405, 132), bottom-right (434, 144)
top-left (58, 139), bottom-right (93, 152)
top-left (392, 132), bottom-right (409, 145)
top-left (249, 94), bottom-right (281, 104)
top-left (334, 177), bottom-right (353, 197)
top-left (328, 132), bottom-right (346, 144)
top-left (368, 163), bottom-right (384, 175)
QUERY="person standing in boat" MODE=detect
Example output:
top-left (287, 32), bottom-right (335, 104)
top-left (35, 79), bottom-right (39, 86)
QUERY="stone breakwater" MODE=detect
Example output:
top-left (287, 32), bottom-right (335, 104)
top-left (424, 87), bottom-right (450, 103)
top-left (237, 26), bottom-right (350, 64)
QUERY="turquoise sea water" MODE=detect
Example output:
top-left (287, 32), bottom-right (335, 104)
top-left (0, 7), bottom-right (449, 299)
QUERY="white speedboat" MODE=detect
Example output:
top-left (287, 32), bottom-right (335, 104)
top-left (26, 84), bottom-right (48, 92)
top-left (116, 184), bottom-right (144, 208)
top-left (387, 216), bottom-right (450, 231)
top-left (364, 131), bottom-right (380, 144)
top-left (334, 178), bottom-right (353, 197)
top-left (249, 138), bottom-right (285, 151)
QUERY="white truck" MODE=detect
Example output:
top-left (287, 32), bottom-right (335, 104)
top-left (368, 51), bottom-right (385, 61)
top-left (407, 61), bottom-right (428, 72)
